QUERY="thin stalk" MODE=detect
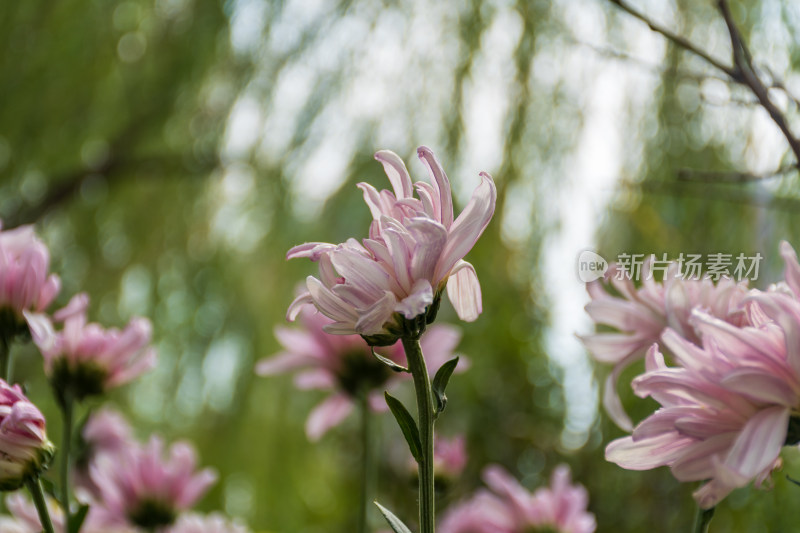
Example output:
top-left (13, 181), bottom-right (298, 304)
top-left (693, 506), bottom-right (715, 533)
top-left (26, 477), bottom-right (55, 533)
top-left (0, 336), bottom-right (9, 382)
top-left (60, 392), bottom-right (74, 524)
top-left (401, 336), bottom-right (435, 533)
top-left (357, 391), bottom-right (371, 533)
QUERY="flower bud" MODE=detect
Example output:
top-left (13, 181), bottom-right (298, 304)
top-left (0, 381), bottom-right (55, 491)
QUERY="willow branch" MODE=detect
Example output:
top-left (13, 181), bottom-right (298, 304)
top-left (607, 0), bottom-right (735, 76)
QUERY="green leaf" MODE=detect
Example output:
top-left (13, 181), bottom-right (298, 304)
top-left (432, 356), bottom-right (459, 417)
top-left (374, 501), bottom-right (415, 533)
top-left (40, 477), bottom-right (57, 498)
top-left (384, 392), bottom-right (422, 463)
top-left (68, 504), bottom-right (90, 533)
top-left (372, 349), bottom-right (410, 373)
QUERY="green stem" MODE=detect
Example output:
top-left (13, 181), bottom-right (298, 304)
top-left (26, 477), bottom-right (55, 533)
top-left (402, 336), bottom-right (435, 533)
top-left (357, 391), bottom-right (371, 533)
top-left (0, 336), bottom-right (9, 382)
top-left (693, 506), bottom-right (715, 533)
top-left (60, 393), bottom-right (74, 524)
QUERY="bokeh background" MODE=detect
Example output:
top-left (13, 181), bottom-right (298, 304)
top-left (3, 0), bottom-right (800, 531)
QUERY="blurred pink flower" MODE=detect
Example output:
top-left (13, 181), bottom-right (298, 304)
top-left (25, 293), bottom-right (157, 401)
top-left (581, 259), bottom-right (748, 430)
top-left (257, 304), bottom-right (466, 440)
top-left (0, 380), bottom-right (54, 490)
top-left (74, 407), bottom-right (135, 498)
top-left (433, 434), bottom-right (468, 479)
top-left (439, 464), bottom-right (596, 533)
top-left (407, 434), bottom-right (467, 481)
top-left (287, 146), bottom-right (495, 341)
top-left (168, 512), bottom-right (251, 533)
top-left (89, 436), bottom-right (217, 529)
top-left (2, 492), bottom-right (135, 533)
top-left (606, 291), bottom-right (800, 508)
top-left (82, 406), bottom-right (134, 455)
top-left (0, 222), bottom-right (60, 331)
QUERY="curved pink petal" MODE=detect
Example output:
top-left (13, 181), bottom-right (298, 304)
top-left (722, 405), bottom-right (788, 480)
top-left (721, 369), bottom-right (797, 406)
top-left (357, 182), bottom-right (386, 219)
top-left (407, 217), bottom-right (448, 283)
top-left (286, 291), bottom-right (314, 322)
top-left (446, 260), bottom-right (482, 322)
top-left (395, 279), bottom-right (433, 320)
top-left (434, 173), bottom-right (496, 282)
top-left (354, 290), bottom-right (397, 335)
top-left (606, 432), bottom-right (694, 470)
top-left (255, 351), bottom-right (313, 376)
top-left (305, 394), bottom-right (354, 440)
top-left (417, 146), bottom-right (453, 228)
top-left (781, 240), bottom-right (800, 297)
top-left (375, 150), bottom-right (413, 199)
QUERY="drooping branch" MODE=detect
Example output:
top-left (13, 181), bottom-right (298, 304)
top-left (716, 0), bottom-right (800, 166)
top-left (607, 0), bottom-right (800, 173)
top-left (607, 0), bottom-right (735, 77)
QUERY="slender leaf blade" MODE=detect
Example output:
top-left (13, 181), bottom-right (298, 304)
top-left (374, 501), bottom-right (414, 533)
top-left (384, 391), bottom-right (422, 462)
top-left (68, 504), bottom-right (90, 533)
top-left (372, 349), bottom-right (410, 373)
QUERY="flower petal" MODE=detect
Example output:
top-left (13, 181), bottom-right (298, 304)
top-left (417, 146), bottom-right (453, 228)
top-left (434, 173), bottom-right (496, 282)
top-left (606, 432), bottom-right (694, 470)
top-left (722, 405), bottom-right (788, 481)
top-left (375, 150), bottom-right (413, 199)
top-left (305, 394), bottom-right (354, 441)
top-left (395, 279), bottom-right (433, 320)
top-left (446, 260), bottom-right (482, 322)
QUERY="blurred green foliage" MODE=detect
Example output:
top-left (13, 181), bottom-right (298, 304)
top-left (2, 0), bottom-right (800, 531)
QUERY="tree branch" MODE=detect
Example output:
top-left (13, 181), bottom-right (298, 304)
top-left (607, 0), bottom-right (736, 77)
top-left (716, 0), bottom-right (800, 167)
top-left (607, 0), bottom-right (800, 173)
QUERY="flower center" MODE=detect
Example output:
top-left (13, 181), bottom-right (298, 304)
top-left (50, 359), bottom-right (109, 405)
top-left (337, 349), bottom-right (393, 397)
top-left (0, 307), bottom-right (28, 343)
top-left (127, 498), bottom-right (177, 529)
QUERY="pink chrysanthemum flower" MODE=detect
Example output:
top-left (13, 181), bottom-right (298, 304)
top-left (0, 222), bottom-right (61, 337)
top-left (287, 146), bottom-right (495, 344)
top-left (0, 380), bottom-right (54, 491)
top-left (606, 290), bottom-right (800, 508)
top-left (439, 464), bottom-right (596, 533)
top-left (25, 293), bottom-right (157, 403)
top-left (168, 512), bottom-right (251, 533)
top-left (581, 259), bottom-right (748, 430)
top-left (89, 436), bottom-right (217, 529)
top-left (256, 304), bottom-right (465, 440)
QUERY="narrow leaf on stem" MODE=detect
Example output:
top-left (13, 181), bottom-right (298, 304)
top-left (374, 501), bottom-right (414, 533)
top-left (384, 391), bottom-right (422, 463)
top-left (372, 349), bottom-right (410, 373)
top-left (432, 356), bottom-right (459, 416)
top-left (68, 504), bottom-right (90, 533)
